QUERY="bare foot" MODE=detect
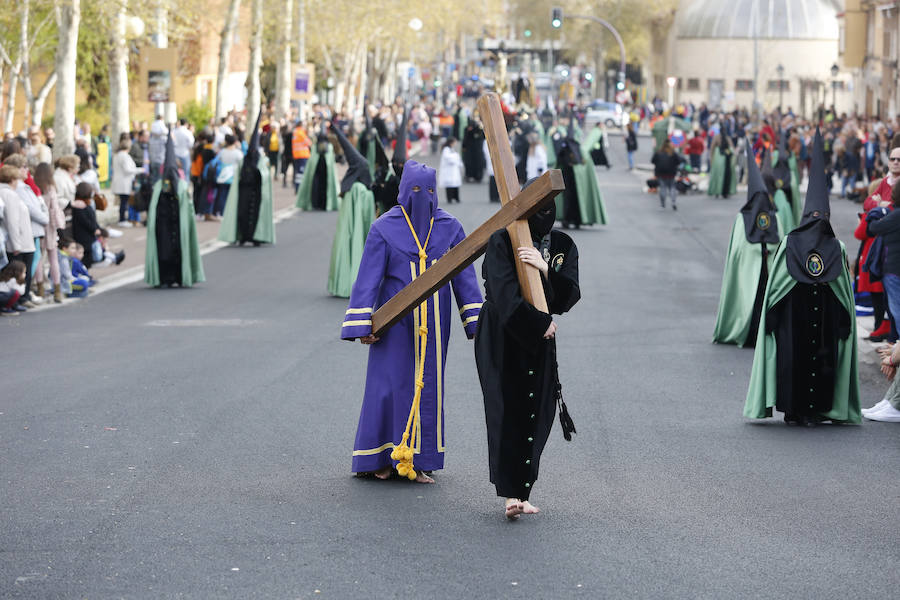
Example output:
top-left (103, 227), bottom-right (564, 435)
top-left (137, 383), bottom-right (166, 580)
top-left (374, 467), bottom-right (392, 480)
top-left (505, 498), bottom-right (523, 519)
top-left (415, 472), bottom-right (435, 484)
top-left (521, 501), bottom-right (540, 514)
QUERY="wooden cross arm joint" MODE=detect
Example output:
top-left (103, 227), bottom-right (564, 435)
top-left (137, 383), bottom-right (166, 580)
top-left (370, 169), bottom-right (564, 337)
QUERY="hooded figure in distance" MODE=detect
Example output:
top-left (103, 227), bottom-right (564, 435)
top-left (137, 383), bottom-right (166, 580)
top-left (341, 159), bottom-right (483, 482)
top-left (708, 134), bottom-right (737, 198)
top-left (744, 128), bottom-right (860, 426)
top-left (218, 110), bottom-right (275, 246)
top-left (713, 139), bottom-right (779, 347)
top-left (762, 144), bottom-right (796, 235)
top-left (296, 122), bottom-right (338, 211)
top-left (327, 122), bottom-right (376, 297)
top-left (145, 130), bottom-right (204, 287)
top-left (475, 179), bottom-right (581, 518)
top-left (552, 122), bottom-right (608, 228)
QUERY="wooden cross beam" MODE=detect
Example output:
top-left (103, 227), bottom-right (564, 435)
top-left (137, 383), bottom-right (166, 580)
top-left (370, 93), bottom-right (564, 337)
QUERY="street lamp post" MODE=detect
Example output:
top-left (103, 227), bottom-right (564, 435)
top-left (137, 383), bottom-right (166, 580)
top-left (666, 76), bottom-right (677, 109)
top-left (776, 63), bottom-right (785, 113)
top-left (830, 63), bottom-right (839, 112)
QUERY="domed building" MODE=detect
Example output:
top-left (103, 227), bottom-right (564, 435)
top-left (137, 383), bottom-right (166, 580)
top-left (654, 0), bottom-right (852, 116)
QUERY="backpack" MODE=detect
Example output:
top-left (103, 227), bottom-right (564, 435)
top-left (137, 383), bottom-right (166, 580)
top-left (203, 157), bottom-right (221, 188)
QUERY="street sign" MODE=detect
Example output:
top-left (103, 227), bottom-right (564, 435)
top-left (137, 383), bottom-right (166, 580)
top-left (291, 63), bottom-right (316, 101)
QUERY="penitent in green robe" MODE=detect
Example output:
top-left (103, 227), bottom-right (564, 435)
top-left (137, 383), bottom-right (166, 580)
top-left (327, 181), bottom-right (375, 298)
top-left (772, 188), bottom-right (796, 236)
top-left (217, 155), bottom-right (275, 244)
top-left (144, 179), bottom-right (205, 287)
top-left (770, 150), bottom-right (803, 228)
top-left (551, 126), bottom-right (609, 225)
top-left (296, 143), bottom-right (339, 211)
top-left (713, 213), bottom-right (777, 346)
top-left (707, 147), bottom-right (738, 197)
top-left (743, 240), bottom-right (860, 422)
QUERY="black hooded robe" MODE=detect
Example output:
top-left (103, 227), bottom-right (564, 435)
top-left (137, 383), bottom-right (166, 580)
top-left (555, 136), bottom-right (582, 228)
top-left (475, 228), bottom-right (580, 501)
top-left (462, 123), bottom-right (486, 182)
top-left (237, 166), bottom-right (263, 243)
top-left (721, 143), bottom-right (733, 199)
top-left (310, 135), bottom-right (330, 210)
top-left (155, 184), bottom-right (182, 286)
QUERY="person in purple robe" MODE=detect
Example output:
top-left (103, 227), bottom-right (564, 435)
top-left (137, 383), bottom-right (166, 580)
top-left (341, 160), bottom-right (483, 483)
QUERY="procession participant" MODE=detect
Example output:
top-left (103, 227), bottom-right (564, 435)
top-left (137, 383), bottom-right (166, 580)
top-left (218, 111), bottom-right (275, 247)
top-left (744, 129), bottom-right (860, 426)
top-left (584, 122), bottom-right (611, 169)
top-left (357, 107), bottom-right (383, 181)
top-left (484, 137), bottom-right (499, 202)
top-left (296, 123), bottom-right (338, 211)
top-left (145, 132), bottom-right (205, 288)
top-left (475, 197), bottom-right (580, 519)
top-left (327, 123), bottom-right (375, 298)
top-left (551, 124), bottom-right (608, 228)
top-left (461, 117), bottom-right (486, 183)
top-left (341, 160), bottom-right (483, 483)
top-left (762, 146), bottom-right (796, 234)
top-left (708, 134), bottom-right (736, 198)
top-left (391, 107), bottom-right (409, 180)
top-left (713, 141), bottom-right (779, 347)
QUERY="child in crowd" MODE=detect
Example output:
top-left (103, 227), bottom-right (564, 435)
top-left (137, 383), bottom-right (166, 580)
top-left (57, 238), bottom-right (86, 299)
top-left (71, 243), bottom-right (95, 289)
top-left (0, 260), bottom-right (28, 314)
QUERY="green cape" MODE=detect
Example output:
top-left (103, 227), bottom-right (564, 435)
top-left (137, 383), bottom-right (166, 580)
top-left (296, 142), bottom-right (339, 211)
top-left (651, 117), bottom-right (692, 151)
top-left (456, 110), bottom-right (469, 141)
top-left (551, 125), bottom-right (608, 225)
top-left (217, 155), bottom-right (275, 244)
top-left (707, 147), bottom-right (738, 197)
top-left (743, 240), bottom-right (860, 422)
top-left (771, 150), bottom-right (803, 226)
top-left (327, 182), bottom-right (375, 297)
top-left (144, 179), bottom-right (205, 287)
top-left (712, 214), bottom-right (777, 346)
top-left (772, 189), bottom-right (796, 237)
top-left (543, 125), bottom-right (558, 167)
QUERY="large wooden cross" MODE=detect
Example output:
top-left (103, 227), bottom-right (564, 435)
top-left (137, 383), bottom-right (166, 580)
top-left (370, 93), bottom-right (564, 337)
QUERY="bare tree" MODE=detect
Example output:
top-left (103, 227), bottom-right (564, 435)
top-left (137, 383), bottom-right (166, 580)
top-left (273, 0), bottom-right (293, 119)
top-left (18, 0), bottom-right (58, 127)
top-left (108, 0), bottom-right (130, 145)
top-left (53, 0), bottom-right (80, 157)
top-left (215, 0), bottom-right (242, 121)
top-left (244, 0), bottom-right (263, 121)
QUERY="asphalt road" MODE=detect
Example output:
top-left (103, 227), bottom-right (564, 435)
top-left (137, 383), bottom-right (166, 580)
top-left (2, 136), bottom-right (898, 599)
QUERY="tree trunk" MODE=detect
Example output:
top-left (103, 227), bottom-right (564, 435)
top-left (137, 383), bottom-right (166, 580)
top-left (3, 56), bottom-right (21, 134)
top-left (245, 0), bottom-right (263, 120)
top-left (215, 0), bottom-right (242, 121)
top-left (53, 0), bottom-right (80, 158)
top-left (296, 0), bottom-right (305, 65)
top-left (30, 72), bottom-right (56, 127)
top-left (19, 0), bottom-right (33, 127)
top-left (108, 1), bottom-right (129, 143)
top-left (274, 0), bottom-right (293, 119)
top-left (354, 43), bottom-right (367, 119)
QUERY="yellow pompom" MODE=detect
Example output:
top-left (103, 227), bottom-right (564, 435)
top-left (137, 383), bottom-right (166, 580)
top-left (403, 448), bottom-right (414, 461)
top-left (397, 463), bottom-right (409, 476)
top-left (407, 469), bottom-right (417, 481)
top-left (390, 448), bottom-right (400, 461)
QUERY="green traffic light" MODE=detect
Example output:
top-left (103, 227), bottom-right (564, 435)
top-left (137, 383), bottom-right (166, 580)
top-left (585, 73), bottom-right (593, 82)
top-left (524, 29), bottom-right (532, 37)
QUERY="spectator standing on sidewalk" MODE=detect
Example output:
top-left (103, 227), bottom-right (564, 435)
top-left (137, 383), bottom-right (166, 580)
top-left (213, 135), bottom-right (243, 218)
top-left (291, 121), bottom-right (311, 192)
top-left (172, 119), bottom-right (195, 179)
top-left (111, 138), bottom-right (143, 227)
top-left (148, 113), bottom-right (168, 185)
top-left (652, 140), bottom-right (682, 211)
top-left (33, 163), bottom-right (65, 303)
top-left (5, 155), bottom-right (48, 304)
top-left (624, 122), bottom-right (638, 171)
top-left (0, 165), bottom-right (35, 308)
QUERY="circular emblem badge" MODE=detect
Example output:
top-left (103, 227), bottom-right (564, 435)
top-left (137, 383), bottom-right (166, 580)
top-left (552, 253), bottom-right (565, 272)
top-left (775, 178), bottom-right (784, 189)
top-left (806, 253), bottom-right (824, 277)
top-left (756, 212), bottom-right (771, 230)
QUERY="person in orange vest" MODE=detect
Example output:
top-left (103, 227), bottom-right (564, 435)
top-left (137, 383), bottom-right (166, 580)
top-left (291, 122), bottom-right (311, 192)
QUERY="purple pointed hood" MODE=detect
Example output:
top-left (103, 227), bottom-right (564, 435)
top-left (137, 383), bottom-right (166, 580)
top-left (396, 159), bottom-right (438, 243)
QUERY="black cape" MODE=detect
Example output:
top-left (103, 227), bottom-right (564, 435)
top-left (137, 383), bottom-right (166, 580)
top-left (475, 229), bottom-right (580, 501)
top-left (461, 123), bottom-right (486, 181)
top-left (238, 111), bottom-right (264, 243)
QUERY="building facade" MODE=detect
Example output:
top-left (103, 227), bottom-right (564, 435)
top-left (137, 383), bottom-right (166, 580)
top-left (838, 1), bottom-right (900, 118)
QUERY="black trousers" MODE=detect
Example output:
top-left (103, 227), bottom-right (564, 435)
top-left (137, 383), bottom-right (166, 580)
top-left (445, 187), bottom-right (459, 204)
top-left (15, 251), bottom-right (35, 302)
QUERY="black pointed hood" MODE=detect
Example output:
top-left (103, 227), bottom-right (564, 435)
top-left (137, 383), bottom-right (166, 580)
top-left (162, 129), bottom-right (179, 189)
top-left (242, 109), bottom-right (263, 178)
top-left (392, 107), bottom-right (408, 177)
top-left (784, 128), bottom-right (843, 284)
top-left (741, 140), bottom-right (779, 244)
top-left (332, 122), bottom-right (372, 195)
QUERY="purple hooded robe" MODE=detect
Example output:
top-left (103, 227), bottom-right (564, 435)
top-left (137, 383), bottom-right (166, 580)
top-left (342, 160), bottom-right (484, 473)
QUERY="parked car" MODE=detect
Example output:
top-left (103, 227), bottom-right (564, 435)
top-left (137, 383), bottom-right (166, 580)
top-left (584, 100), bottom-right (626, 128)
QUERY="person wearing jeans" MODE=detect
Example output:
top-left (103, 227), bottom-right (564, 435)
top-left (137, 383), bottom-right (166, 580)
top-left (651, 139), bottom-right (682, 211)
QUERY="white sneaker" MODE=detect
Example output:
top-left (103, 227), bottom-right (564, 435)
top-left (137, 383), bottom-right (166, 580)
top-left (865, 403), bottom-right (900, 422)
top-left (117, 221), bottom-right (134, 228)
top-left (106, 228), bottom-right (123, 238)
top-left (862, 398), bottom-right (890, 416)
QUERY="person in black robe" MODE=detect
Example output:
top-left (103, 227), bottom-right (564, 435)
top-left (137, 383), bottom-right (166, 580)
top-left (772, 133), bottom-right (794, 208)
top-left (461, 119), bottom-right (486, 182)
top-left (156, 132), bottom-right (182, 286)
top-left (768, 129), bottom-right (852, 426)
top-left (475, 199), bottom-right (581, 519)
top-left (310, 125), bottom-right (331, 211)
top-left (237, 110), bottom-right (264, 246)
top-left (720, 135), bottom-right (734, 199)
top-left (553, 129), bottom-right (583, 229)
top-left (512, 115), bottom-right (534, 184)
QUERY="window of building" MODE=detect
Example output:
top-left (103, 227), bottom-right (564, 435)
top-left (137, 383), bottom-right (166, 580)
top-left (839, 24), bottom-right (845, 54)
top-left (867, 14), bottom-right (875, 54)
top-left (735, 79), bottom-right (754, 91)
top-left (767, 80), bottom-right (790, 91)
top-left (686, 78), bottom-right (700, 91)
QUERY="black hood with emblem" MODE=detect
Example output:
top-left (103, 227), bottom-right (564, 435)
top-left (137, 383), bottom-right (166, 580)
top-left (784, 128), bottom-right (843, 284)
top-left (332, 122), bottom-right (372, 195)
top-left (741, 139), bottom-right (779, 244)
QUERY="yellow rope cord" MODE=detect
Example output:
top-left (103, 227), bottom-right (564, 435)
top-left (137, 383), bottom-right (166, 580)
top-left (391, 206), bottom-right (435, 480)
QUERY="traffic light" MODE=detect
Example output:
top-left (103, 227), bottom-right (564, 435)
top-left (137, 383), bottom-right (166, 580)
top-left (524, 29), bottom-right (532, 37)
top-left (551, 8), bottom-right (562, 28)
top-left (584, 72), bottom-right (594, 82)
top-left (616, 80), bottom-right (625, 91)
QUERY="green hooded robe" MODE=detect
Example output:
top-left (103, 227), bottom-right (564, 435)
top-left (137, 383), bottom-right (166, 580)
top-left (217, 155), bottom-right (275, 244)
top-left (743, 240), bottom-right (860, 422)
top-left (144, 179), bottom-right (205, 287)
top-left (551, 126), bottom-right (609, 225)
top-left (708, 146), bottom-right (738, 197)
top-left (296, 142), bottom-right (339, 211)
top-left (327, 182), bottom-right (376, 297)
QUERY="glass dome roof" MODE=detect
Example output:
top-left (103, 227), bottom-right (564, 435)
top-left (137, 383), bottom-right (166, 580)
top-left (676, 0), bottom-right (841, 40)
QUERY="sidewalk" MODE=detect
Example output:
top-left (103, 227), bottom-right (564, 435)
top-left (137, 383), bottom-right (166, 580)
top-left (29, 175), bottom-right (302, 312)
